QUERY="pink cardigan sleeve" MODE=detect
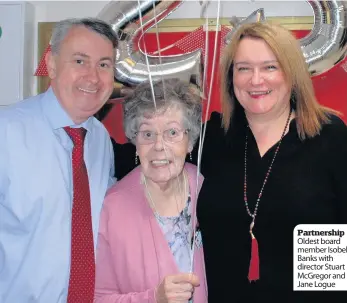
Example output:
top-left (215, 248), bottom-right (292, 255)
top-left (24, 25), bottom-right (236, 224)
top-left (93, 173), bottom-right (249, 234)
top-left (94, 201), bottom-right (157, 303)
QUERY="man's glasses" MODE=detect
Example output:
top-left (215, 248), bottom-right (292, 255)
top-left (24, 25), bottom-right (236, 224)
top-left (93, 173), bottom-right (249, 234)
top-left (135, 128), bottom-right (190, 145)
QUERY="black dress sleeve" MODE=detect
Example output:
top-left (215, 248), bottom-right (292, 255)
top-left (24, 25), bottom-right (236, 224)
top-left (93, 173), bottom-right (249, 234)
top-left (328, 116), bottom-right (347, 222)
top-left (190, 111), bottom-right (226, 177)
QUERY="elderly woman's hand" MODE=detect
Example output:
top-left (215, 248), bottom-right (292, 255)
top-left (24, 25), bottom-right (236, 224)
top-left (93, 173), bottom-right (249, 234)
top-left (155, 273), bottom-right (200, 303)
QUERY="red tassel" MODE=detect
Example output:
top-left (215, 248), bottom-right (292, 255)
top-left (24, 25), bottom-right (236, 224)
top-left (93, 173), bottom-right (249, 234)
top-left (248, 236), bottom-right (260, 282)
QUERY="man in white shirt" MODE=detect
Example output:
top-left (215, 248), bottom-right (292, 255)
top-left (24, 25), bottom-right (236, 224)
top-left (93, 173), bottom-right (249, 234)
top-left (0, 17), bottom-right (117, 302)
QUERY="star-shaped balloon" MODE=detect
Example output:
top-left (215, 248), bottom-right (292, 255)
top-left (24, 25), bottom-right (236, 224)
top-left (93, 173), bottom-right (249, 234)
top-left (224, 8), bottom-right (266, 45)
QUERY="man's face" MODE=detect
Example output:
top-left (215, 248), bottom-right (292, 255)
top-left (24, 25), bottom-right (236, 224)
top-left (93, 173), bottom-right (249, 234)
top-left (46, 25), bottom-right (115, 124)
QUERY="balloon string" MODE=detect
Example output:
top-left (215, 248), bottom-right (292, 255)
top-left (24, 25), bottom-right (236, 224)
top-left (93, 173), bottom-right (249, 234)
top-left (137, 2), bottom-right (177, 284)
top-left (196, 1), bottom-right (210, 178)
top-left (194, 0), bottom-right (221, 237)
top-left (191, 0), bottom-right (211, 276)
top-left (137, 1), bottom-right (187, 276)
top-left (200, 0), bottom-right (220, 159)
top-left (151, 1), bottom-right (183, 218)
top-left (191, 3), bottom-right (220, 303)
top-left (137, 0), bottom-right (157, 111)
top-left (136, 1), bottom-right (176, 201)
top-left (152, 1), bottom-right (168, 104)
top-left (150, 43), bottom-right (176, 55)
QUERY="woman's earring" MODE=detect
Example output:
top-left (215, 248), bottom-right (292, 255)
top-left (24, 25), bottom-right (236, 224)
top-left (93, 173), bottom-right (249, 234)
top-left (290, 92), bottom-right (297, 107)
top-left (189, 152), bottom-right (192, 161)
top-left (135, 151), bottom-right (139, 165)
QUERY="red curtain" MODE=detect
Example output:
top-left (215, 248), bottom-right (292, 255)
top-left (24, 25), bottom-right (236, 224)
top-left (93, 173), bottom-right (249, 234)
top-left (103, 29), bottom-right (347, 144)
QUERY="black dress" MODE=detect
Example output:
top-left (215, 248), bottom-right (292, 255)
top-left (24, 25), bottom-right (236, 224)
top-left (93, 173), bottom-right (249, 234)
top-left (192, 112), bottom-right (347, 302)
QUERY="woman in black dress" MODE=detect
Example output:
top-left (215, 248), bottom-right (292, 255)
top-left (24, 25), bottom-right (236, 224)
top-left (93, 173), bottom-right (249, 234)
top-left (193, 22), bottom-right (347, 302)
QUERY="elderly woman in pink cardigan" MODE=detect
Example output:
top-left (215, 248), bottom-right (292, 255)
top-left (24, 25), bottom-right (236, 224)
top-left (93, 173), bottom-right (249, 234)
top-left (94, 78), bottom-right (207, 303)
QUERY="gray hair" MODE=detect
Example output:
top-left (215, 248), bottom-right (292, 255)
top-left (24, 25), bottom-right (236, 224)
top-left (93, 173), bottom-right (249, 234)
top-left (50, 17), bottom-right (118, 55)
top-left (123, 78), bottom-right (202, 146)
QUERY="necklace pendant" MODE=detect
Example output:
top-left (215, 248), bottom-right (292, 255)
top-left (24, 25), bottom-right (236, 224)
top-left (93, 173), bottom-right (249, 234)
top-left (250, 219), bottom-right (255, 239)
top-left (248, 218), bottom-right (260, 281)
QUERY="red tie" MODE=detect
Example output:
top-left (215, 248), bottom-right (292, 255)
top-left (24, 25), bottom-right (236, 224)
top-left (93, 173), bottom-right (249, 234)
top-left (64, 127), bottom-right (95, 302)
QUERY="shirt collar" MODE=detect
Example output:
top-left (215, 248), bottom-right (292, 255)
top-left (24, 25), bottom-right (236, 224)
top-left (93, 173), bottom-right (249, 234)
top-left (40, 87), bottom-right (93, 131)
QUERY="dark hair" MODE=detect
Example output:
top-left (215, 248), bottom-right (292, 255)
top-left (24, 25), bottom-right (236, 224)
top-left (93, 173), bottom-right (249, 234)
top-left (50, 17), bottom-right (118, 54)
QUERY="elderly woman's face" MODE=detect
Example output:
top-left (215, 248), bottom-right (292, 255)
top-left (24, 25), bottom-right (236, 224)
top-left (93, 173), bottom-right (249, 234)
top-left (233, 37), bottom-right (290, 117)
top-left (136, 105), bottom-right (191, 184)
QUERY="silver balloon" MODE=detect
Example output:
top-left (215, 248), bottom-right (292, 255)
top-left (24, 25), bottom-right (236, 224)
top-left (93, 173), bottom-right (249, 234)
top-left (97, 0), bottom-right (203, 88)
top-left (224, 1), bottom-right (347, 76)
top-left (301, 0), bottom-right (347, 76)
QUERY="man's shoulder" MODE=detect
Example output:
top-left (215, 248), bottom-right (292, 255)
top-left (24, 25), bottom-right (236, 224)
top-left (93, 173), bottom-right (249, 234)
top-left (88, 117), bottom-right (113, 153)
top-left (89, 116), bottom-right (110, 135)
top-left (0, 93), bottom-right (45, 126)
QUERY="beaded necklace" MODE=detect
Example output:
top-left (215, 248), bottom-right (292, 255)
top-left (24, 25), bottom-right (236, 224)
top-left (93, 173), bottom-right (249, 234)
top-left (244, 109), bottom-right (292, 282)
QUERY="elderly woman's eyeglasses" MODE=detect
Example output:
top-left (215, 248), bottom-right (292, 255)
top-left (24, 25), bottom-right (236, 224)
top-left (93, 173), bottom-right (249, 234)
top-left (135, 128), bottom-right (190, 145)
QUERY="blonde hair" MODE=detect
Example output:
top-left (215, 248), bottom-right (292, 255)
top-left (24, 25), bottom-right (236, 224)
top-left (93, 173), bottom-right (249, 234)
top-left (220, 22), bottom-right (339, 140)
